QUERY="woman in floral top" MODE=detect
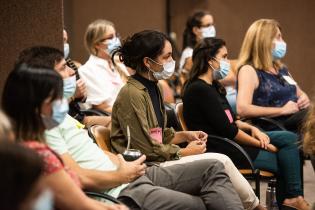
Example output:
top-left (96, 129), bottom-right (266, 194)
top-left (2, 63), bottom-right (127, 210)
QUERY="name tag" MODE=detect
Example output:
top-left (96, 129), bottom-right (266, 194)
top-left (224, 109), bottom-right (234, 123)
top-left (149, 127), bottom-right (163, 144)
top-left (282, 75), bottom-right (297, 85)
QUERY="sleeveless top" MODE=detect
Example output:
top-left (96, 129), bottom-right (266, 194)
top-left (253, 67), bottom-right (298, 107)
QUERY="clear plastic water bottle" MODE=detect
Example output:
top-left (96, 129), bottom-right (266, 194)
top-left (266, 179), bottom-right (278, 210)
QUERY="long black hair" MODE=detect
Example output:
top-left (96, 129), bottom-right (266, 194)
top-left (2, 64), bottom-right (63, 141)
top-left (112, 30), bottom-right (171, 73)
top-left (182, 10), bottom-right (211, 49)
top-left (184, 37), bottom-right (226, 94)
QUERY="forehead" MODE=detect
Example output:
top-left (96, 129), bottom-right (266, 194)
top-left (161, 40), bottom-right (172, 54)
top-left (54, 59), bottom-right (66, 69)
top-left (103, 25), bottom-right (115, 36)
top-left (217, 46), bottom-right (227, 55)
top-left (201, 14), bottom-right (214, 25)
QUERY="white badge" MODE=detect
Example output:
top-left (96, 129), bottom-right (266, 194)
top-left (282, 75), bottom-right (297, 85)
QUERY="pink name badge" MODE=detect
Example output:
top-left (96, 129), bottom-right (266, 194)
top-left (224, 109), bottom-right (234, 123)
top-left (149, 127), bottom-right (163, 144)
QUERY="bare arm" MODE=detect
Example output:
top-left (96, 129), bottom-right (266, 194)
top-left (83, 115), bottom-right (111, 127)
top-left (44, 169), bottom-right (124, 210)
top-left (60, 153), bottom-right (146, 192)
top-left (237, 65), bottom-right (298, 118)
top-left (93, 102), bottom-right (112, 113)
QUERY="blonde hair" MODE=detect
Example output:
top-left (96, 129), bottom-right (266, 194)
top-left (0, 110), bottom-right (12, 141)
top-left (84, 19), bottom-right (114, 56)
top-left (237, 19), bottom-right (283, 71)
top-left (303, 103), bottom-right (315, 155)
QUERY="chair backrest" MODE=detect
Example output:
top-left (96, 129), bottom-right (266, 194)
top-left (165, 103), bottom-right (181, 131)
top-left (175, 102), bottom-right (188, 131)
top-left (88, 125), bottom-right (111, 152)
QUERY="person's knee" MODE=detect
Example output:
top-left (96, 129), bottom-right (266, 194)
top-left (270, 131), bottom-right (299, 146)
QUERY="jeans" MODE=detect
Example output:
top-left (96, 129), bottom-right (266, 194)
top-left (253, 131), bottom-right (302, 205)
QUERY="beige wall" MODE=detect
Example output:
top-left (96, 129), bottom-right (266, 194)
top-left (170, 0), bottom-right (315, 95)
top-left (0, 0), bottom-right (63, 103)
top-left (1, 0), bottom-right (314, 100)
top-left (64, 0), bottom-right (166, 63)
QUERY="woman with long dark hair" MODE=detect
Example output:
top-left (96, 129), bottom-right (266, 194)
top-left (2, 64), bottom-right (127, 210)
top-left (182, 37), bottom-right (309, 210)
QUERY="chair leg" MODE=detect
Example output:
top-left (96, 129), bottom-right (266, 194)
top-left (254, 169), bottom-right (260, 199)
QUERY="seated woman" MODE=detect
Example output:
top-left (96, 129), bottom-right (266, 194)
top-left (111, 30), bottom-right (267, 210)
top-left (2, 64), bottom-right (127, 210)
top-left (180, 10), bottom-right (237, 109)
top-left (79, 19), bottom-right (129, 113)
top-left (182, 37), bottom-right (309, 210)
top-left (237, 19), bottom-right (310, 132)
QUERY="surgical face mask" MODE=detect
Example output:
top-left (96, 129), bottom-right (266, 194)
top-left (32, 189), bottom-right (54, 210)
top-left (63, 75), bottom-right (76, 99)
top-left (107, 37), bottom-right (121, 54)
top-left (210, 58), bottom-right (230, 79)
top-left (64, 43), bottom-right (70, 58)
top-left (41, 98), bottom-right (69, 130)
top-left (148, 58), bottom-right (176, 80)
top-left (201, 25), bottom-right (216, 38)
top-left (272, 40), bottom-right (287, 60)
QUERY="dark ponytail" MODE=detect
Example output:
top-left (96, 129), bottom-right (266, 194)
top-left (112, 30), bottom-right (171, 74)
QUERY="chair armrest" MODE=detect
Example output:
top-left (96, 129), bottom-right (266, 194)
top-left (244, 116), bottom-right (286, 131)
top-left (207, 134), bottom-right (256, 172)
top-left (84, 191), bottom-right (121, 204)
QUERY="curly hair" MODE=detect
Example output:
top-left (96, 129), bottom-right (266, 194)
top-left (303, 104), bottom-right (315, 155)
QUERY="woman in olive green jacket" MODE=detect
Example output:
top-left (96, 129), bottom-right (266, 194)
top-left (110, 30), bottom-right (266, 210)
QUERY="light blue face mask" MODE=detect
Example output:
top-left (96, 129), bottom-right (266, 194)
top-left (218, 59), bottom-right (231, 78)
top-left (64, 43), bottom-right (70, 58)
top-left (41, 98), bottom-right (69, 130)
top-left (211, 58), bottom-right (231, 79)
top-left (63, 75), bottom-right (76, 99)
top-left (107, 37), bottom-right (121, 54)
top-left (32, 189), bottom-right (54, 210)
top-left (272, 40), bottom-right (287, 60)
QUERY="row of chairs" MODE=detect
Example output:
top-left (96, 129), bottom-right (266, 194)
top-left (87, 103), bottom-right (276, 199)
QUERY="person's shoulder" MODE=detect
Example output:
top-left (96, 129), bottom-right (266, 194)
top-left (185, 79), bottom-right (215, 97)
top-left (239, 64), bottom-right (256, 73)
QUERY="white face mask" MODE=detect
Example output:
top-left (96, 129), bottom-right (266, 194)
top-left (32, 189), bottom-right (54, 210)
top-left (64, 43), bottom-right (70, 58)
top-left (148, 58), bottom-right (176, 80)
top-left (201, 25), bottom-right (216, 38)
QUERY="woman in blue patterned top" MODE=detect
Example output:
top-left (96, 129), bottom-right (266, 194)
top-left (237, 19), bottom-right (310, 132)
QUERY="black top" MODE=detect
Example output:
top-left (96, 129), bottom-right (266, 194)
top-left (183, 79), bottom-right (259, 161)
top-left (133, 74), bottom-right (164, 128)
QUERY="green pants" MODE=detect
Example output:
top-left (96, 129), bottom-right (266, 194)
top-left (253, 131), bottom-right (302, 205)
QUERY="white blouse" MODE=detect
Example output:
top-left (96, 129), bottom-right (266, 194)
top-left (79, 55), bottom-right (124, 106)
top-left (179, 47), bottom-right (193, 70)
